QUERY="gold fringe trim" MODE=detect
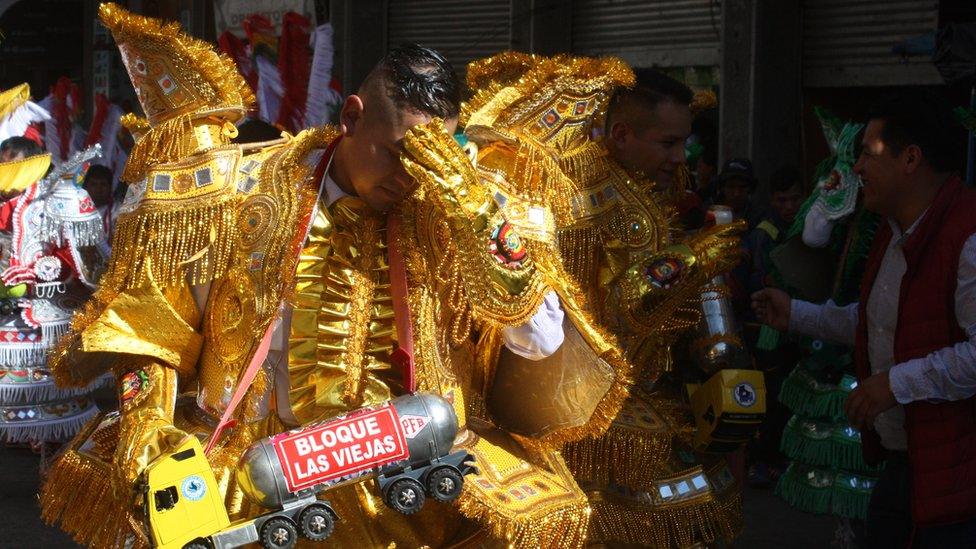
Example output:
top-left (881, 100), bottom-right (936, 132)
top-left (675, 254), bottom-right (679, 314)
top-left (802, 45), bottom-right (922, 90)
top-left (540, 347), bottom-right (631, 448)
top-left (563, 422), bottom-right (673, 490)
top-left (0, 152), bottom-right (52, 194)
top-left (264, 125), bottom-right (338, 312)
top-left (466, 51), bottom-right (538, 94)
top-left (121, 113), bottom-right (194, 182)
top-left (0, 82), bottom-right (30, 120)
top-left (341, 266), bottom-right (378, 408)
top-left (462, 52), bottom-right (538, 127)
top-left (456, 489), bottom-right (591, 549)
top-left (555, 141), bottom-right (610, 194)
top-left (587, 488), bottom-right (742, 548)
top-left (510, 140), bottom-right (575, 227)
top-left (40, 448), bottom-right (146, 549)
top-left (104, 195), bottom-right (238, 291)
top-left (462, 53), bottom-right (634, 134)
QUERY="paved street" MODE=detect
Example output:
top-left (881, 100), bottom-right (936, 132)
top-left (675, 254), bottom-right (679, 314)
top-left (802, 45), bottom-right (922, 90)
top-left (1, 445), bottom-right (81, 549)
top-left (734, 482), bottom-right (839, 548)
top-left (2, 443), bottom-right (839, 549)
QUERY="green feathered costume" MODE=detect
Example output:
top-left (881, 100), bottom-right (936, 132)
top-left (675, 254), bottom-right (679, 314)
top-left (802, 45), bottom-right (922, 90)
top-left (759, 108), bottom-right (882, 520)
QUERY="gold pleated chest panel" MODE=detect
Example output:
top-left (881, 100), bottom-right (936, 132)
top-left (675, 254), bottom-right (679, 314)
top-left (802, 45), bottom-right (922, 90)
top-left (287, 194), bottom-right (401, 425)
top-left (198, 127), bottom-right (335, 417)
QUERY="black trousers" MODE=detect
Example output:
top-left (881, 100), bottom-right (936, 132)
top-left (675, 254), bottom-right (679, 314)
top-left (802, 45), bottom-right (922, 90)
top-left (866, 451), bottom-right (976, 549)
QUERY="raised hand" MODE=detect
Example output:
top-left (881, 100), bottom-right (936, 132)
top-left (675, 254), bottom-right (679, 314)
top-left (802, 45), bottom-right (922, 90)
top-left (751, 288), bottom-right (792, 332)
top-left (686, 219), bottom-right (747, 277)
top-left (400, 118), bottom-right (493, 227)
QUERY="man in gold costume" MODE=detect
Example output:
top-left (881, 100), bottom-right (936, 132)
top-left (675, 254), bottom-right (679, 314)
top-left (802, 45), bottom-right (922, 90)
top-left (461, 53), bottom-right (748, 547)
top-left (39, 6), bottom-right (642, 548)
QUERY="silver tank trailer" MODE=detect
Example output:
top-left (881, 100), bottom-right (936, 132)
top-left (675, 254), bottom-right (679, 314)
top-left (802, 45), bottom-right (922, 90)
top-left (692, 206), bottom-right (752, 375)
top-left (236, 392), bottom-right (459, 509)
top-left (693, 276), bottom-right (752, 374)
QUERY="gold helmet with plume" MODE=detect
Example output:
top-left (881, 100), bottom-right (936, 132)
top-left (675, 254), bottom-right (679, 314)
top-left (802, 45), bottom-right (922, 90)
top-left (463, 52), bottom-right (634, 157)
top-left (98, 2), bottom-right (255, 181)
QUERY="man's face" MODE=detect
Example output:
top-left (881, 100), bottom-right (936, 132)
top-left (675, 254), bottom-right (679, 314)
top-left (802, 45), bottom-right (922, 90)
top-left (339, 92), bottom-right (458, 213)
top-left (721, 178), bottom-right (752, 212)
top-left (609, 100), bottom-right (692, 188)
top-left (84, 174), bottom-right (113, 208)
top-left (854, 119), bottom-right (908, 216)
top-left (770, 185), bottom-right (803, 223)
top-left (0, 149), bottom-right (25, 162)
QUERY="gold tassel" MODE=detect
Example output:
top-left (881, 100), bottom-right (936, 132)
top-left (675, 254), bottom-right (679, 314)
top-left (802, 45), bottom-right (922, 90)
top-left (456, 489), bottom-right (591, 549)
top-left (39, 449), bottom-right (146, 549)
top-left (556, 141), bottom-right (612, 194)
top-left (586, 488), bottom-right (742, 548)
top-left (103, 196), bottom-right (238, 291)
top-left (563, 423), bottom-right (673, 490)
top-left (120, 112), bottom-right (150, 139)
top-left (557, 224), bottom-right (601, 291)
top-left (121, 113), bottom-right (194, 183)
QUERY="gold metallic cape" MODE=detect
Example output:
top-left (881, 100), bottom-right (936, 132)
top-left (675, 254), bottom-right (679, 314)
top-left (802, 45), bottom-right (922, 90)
top-left (464, 52), bottom-right (745, 547)
top-left (43, 124), bottom-right (624, 548)
top-left (41, 126), bottom-right (331, 549)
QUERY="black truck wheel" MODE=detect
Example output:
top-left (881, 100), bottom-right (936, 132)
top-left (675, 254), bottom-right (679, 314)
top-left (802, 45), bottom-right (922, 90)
top-left (183, 541), bottom-right (210, 549)
top-left (385, 478), bottom-right (426, 514)
top-left (260, 517), bottom-right (298, 549)
top-left (299, 505), bottom-right (335, 541)
top-left (426, 467), bottom-right (464, 503)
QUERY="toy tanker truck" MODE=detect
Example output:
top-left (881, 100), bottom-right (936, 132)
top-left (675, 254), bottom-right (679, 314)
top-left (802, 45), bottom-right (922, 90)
top-left (141, 392), bottom-right (477, 549)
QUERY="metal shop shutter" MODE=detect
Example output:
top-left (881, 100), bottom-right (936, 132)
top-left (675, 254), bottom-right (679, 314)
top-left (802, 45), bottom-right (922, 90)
top-left (572, 0), bottom-right (722, 68)
top-left (387, 0), bottom-right (512, 75)
top-left (803, 0), bottom-right (941, 87)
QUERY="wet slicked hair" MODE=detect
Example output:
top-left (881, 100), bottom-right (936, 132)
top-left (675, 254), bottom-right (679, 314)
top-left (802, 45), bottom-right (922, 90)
top-left (606, 69), bottom-right (693, 134)
top-left (361, 43), bottom-right (460, 121)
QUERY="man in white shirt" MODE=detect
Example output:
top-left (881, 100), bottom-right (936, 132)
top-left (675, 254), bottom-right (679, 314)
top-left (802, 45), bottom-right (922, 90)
top-left (752, 90), bottom-right (976, 548)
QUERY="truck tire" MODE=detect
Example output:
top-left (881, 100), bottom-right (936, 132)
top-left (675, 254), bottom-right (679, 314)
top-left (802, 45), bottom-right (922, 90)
top-left (183, 541), bottom-right (210, 549)
top-left (299, 505), bottom-right (335, 541)
top-left (385, 478), bottom-right (426, 515)
top-left (260, 517), bottom-right (298, 549)
top-left (426, 467), bottom-right (463, 503)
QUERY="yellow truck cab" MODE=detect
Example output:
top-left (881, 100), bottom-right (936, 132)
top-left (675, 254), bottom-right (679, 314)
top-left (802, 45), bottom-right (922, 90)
top-left (143, 437), bottom-right (231, 549)
top-left (142, 437), bottom-right (332, 549)
top-left (688, 369), bottom-right (767, 453)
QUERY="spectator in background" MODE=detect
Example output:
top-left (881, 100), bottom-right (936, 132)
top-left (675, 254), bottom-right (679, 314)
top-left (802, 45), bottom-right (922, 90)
top-left (748, 165), bottom-right (804, 295)
top-left (753, 90), bottom-right (976, 548)
top-left (715, 157), bottom-right (764, 229)
top-left (0, 136), bottom-right (43, 162)
top-left (82, 164), bottom-right (117, 239)
top-left (744, 165), bottom-right (804, 488)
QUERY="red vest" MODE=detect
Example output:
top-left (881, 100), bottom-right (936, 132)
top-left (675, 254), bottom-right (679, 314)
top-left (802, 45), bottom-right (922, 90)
top-left (855, 175), bottom-right (976, 527)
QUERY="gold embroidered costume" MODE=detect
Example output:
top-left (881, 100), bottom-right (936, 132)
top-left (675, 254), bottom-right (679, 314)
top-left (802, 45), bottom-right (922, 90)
top-left (462, 53), bottom-right (746, 547)
top-left (40, 6), bottom-right (632, 549)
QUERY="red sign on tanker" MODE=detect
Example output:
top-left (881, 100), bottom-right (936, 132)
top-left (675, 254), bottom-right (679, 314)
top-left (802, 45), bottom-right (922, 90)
top-left (272, 404), bottom-right (409, 492)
